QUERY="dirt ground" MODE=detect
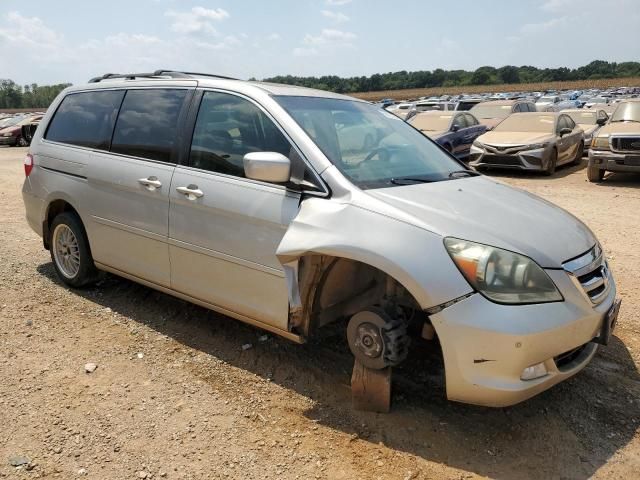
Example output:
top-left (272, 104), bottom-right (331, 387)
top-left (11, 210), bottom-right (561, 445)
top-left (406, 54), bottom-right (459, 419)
top-left (1, 146), bottom-right (639, 480)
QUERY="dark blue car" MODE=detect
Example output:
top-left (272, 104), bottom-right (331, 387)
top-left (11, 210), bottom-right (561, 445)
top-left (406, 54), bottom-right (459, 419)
top-left (408, 111), bottom-right (487, 158)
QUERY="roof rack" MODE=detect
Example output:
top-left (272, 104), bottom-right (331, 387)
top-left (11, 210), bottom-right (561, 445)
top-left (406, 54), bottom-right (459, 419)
top-left (88, 70), bottom-right (239, 83)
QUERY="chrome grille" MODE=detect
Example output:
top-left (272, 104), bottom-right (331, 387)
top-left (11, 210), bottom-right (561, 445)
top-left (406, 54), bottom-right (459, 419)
top-left (563, 245), bottom-right (610, 304)
top-left (484, 144), bottom-right (526, 155)
top-left (610, 136), bottom-right (640, 153)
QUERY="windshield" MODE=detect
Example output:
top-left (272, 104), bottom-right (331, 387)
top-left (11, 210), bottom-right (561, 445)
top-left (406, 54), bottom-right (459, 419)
top-left (275, 96), bottom-right (465, 189)
top-left (409, 114), bottom-right (452, 131)
top-left (611, 102), bottom-right (640, 122)
top-left (493, 114), bottom-right (555, 133)
top-left (537, 96), bottom-right (556, 103)
top-left (469, 104), bottom-right (512, 119)
top-left (566, 111), bottom-right (597, 125)
top-left (589, 97), bottom-right (606, 103)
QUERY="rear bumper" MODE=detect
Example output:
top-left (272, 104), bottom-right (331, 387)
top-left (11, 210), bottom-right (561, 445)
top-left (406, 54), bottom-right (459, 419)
top-left (469, 145), bottom-right (549, 171)
top-left (431, 268), bottom-right (617, 407)
top-left (589, 149), bottom-right (640, 173)
top-left (22, 180), bottom-right (45, 237)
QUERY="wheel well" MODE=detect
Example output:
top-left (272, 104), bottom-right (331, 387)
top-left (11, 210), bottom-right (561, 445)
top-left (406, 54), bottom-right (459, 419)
top-left (292, 255), bottom-right (423, 337)
top-left (43, 200), bottom-right (80, 250)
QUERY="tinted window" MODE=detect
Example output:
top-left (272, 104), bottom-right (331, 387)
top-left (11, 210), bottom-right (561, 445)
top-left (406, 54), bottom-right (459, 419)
top-left (111, 89), bottom-right (188, 162)
top-left (190, 91), bottom-right (292, 178)
top-left (45, 90), bottom-right (124, 150)
top-left (464, 113), bottom-right (478, 126)
top-left (453, 114), bottom-right (467, 128)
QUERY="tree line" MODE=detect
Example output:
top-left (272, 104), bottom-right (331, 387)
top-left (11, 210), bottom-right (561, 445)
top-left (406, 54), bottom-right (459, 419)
top-left (261, 60), bottom-right (640, 94)
top-left (2, 60), bottom-right (639, 108)
top-left (0, 80), bottom-right (71, 109)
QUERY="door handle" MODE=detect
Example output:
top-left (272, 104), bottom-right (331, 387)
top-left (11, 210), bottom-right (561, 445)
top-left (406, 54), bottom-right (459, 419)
top-left (176, 185), bottom-right (204, 200)
top-left (138, 176), bottom-right (162, 190)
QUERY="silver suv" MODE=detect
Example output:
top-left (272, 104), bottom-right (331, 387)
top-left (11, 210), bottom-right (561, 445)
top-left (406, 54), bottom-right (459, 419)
top-left (22, 71), bottom-right (620, 407)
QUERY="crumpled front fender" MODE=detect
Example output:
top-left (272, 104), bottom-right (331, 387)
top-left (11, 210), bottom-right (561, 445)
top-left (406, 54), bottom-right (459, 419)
top-left (276, 197), bottom-right (473, 311)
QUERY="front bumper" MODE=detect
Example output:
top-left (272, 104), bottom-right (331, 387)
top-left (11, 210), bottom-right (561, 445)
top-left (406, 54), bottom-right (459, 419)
top-left (469, 145), bottom-right (550, 171)
top-left (430, 267), bottom-right (617, 407)
top-left (589, 149), bottom-right (640, 173)
top-left (0, 136), bottom-right (17, 146)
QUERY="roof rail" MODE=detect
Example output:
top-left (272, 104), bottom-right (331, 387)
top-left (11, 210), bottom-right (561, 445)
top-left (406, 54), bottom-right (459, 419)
top-left (88, 70), bottom-right (239, 83)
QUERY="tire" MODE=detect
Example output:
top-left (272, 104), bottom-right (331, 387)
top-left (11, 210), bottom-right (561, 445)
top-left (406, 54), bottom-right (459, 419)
top-left (49, 212), bottom-right (99, 288)
top-left (17, 136), bottom-right (28, 147)
top-left (587, 161), bottom-right (605, 183)
top-left (571, 142), bottom-right (584, 165)
top-left (543, 148), bottom-right (557, 176)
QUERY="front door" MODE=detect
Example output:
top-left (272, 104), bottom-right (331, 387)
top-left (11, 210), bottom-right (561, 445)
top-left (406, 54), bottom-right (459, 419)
top-left (168, 90), bottom-right (302, 329)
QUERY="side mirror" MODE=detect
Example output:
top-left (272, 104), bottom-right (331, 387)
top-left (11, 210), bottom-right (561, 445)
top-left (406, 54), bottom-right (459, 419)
top-left (243, 152), bottom-right (291, 183)
top-left (451, 124), bottom-right (461, 132)
top-left (596, 117), bottom-right (607, 126)
top-left (559, 127), bottom-right (573, 137)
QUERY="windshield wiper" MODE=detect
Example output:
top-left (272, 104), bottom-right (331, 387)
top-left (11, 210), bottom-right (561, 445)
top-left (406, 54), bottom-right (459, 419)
top-left (448, 170), bottom-right (480, 178)
top-left (390, 176), bottom-right (438, 185)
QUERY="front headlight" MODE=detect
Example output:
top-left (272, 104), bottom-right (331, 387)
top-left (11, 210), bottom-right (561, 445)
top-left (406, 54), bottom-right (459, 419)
top-left (444, 238), bottom-right (563, 304)
top-left (525, 143), bottom-right (547, 150)
top-left (472, 140), bottom-right (484, 148)
top-left (592, 136), bottom-right (610, 150)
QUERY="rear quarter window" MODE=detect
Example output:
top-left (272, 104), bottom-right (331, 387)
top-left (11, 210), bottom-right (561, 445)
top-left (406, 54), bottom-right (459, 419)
top-left (45, 90), bottom-right (125, 150)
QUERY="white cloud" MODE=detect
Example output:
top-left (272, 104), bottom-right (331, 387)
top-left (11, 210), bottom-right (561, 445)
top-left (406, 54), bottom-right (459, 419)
top-left (321, 10), bottom-right (350, 22)
top-left (520, 17), bottom-right (567, 34)
top-left (303, 29), bottom-right (356, 46)
top-left (266, 33), bottom-right (281, 41)
top-left (165, 6), bottom-right (229, 35)
top-left (326, 0), bottom-right (352, 5)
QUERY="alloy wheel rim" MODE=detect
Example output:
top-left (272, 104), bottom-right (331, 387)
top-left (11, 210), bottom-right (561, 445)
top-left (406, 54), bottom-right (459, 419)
top-left (52, 224), bottom-right (80, 278)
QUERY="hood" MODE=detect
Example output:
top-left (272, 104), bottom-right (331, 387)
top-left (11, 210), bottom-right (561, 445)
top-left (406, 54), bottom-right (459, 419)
top-left (597, 122), bottom-right (640, 136)
top-left (364, 176), bottom-right (595, 268)
top-left (578, 124), bottom-right (598, 136)
top-left (478, 117), bottom-right (504, 129)
top-left (477, 131), bottom-right (553, 146)
top-left (0, 126), bottom-right (20, 135)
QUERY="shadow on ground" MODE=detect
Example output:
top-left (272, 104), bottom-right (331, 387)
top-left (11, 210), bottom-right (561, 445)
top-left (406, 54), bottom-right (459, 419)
top-left (37, 262), bottom-right (640, 480)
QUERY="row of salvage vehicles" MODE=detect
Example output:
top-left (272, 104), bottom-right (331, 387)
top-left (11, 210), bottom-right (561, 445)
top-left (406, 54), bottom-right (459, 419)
top-left (403, 99), bottom-right (640, 182)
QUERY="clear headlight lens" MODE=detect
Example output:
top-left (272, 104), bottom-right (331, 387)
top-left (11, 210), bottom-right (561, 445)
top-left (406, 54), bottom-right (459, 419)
top-left (444, 238), bottom-right (563, 304)
top-left (472, 140), bottom-right (484, 148)
top-left (525, 143), bottom-right (546, 150)
top-left (591, 136), bottom-right (610, 150)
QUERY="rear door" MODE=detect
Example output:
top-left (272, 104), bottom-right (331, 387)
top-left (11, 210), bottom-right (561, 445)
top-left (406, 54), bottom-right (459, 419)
top-left (168, 90), bottom-right (306, 329)
top-left (451, 114), bottom-right (468, 155)
top-left (86, 87), bottom-right (193, 287)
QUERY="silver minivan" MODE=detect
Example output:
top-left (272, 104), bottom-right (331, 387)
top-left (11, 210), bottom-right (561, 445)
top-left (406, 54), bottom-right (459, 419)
top-left (22, 71), bottom-right (620, 407)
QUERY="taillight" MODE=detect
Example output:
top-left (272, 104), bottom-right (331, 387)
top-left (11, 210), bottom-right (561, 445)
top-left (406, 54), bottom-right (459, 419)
top-left (24, 153), bottom-right (34, 177)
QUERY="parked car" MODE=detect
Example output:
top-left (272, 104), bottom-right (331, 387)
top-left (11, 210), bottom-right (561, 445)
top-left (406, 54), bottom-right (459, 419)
top-left (469, 112), bottom-right (584, 174)
top-left (454, 97), bottom-right (484, 111)
top-left (535, 95), bottom-right (561, 111)
top-left (563, 109), bottom-right (609, 154)
top-left (584, 96), bottom-right (611, 109)
top-left (0, 115), bottom-right (42, 147)
top-left (387, 102), bottom-right (414, 119)
top-left (22, 71), bottom-right (619, 409)
top-left (469, 100), bottom-right (536, 130)
top-left (414, 100), bottom-right (457, 112)
top-left (587, 99), bottom-right (640, 182)
top-left (408, 111), bottom-right (486, 158)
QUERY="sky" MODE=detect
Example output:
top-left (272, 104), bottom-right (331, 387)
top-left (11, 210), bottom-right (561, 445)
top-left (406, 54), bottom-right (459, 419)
top-left (0, 0), bottom-right (639, 86)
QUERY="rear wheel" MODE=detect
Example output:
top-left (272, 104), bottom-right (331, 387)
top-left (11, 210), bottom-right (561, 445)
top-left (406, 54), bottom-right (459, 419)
top-left (49, 212), bottom-right (99, 288)
top-left (16, 136), bottom-right (28, 147)
top-left (543, 148), bottom-right (557, 176)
